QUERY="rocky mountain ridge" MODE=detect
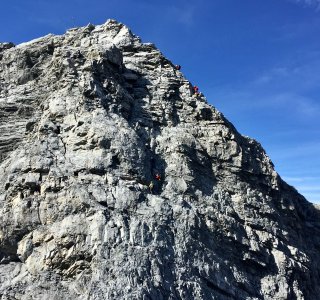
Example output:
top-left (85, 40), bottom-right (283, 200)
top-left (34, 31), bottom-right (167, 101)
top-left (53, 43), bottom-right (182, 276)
top-left (0, 20), bottom-right (319, 299)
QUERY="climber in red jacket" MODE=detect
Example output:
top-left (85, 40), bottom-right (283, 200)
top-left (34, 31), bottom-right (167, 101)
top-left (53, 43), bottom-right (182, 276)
top-left (155, 173), bottom-right (161, 181)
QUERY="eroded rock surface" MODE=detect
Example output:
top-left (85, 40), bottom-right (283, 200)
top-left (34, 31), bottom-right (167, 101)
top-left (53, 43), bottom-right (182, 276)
top-left (0, 20), bottom-right (319, 300)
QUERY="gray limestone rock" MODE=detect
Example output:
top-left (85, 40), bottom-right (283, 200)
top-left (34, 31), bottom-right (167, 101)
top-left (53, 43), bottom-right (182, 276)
top-left (0, 19), bottom-right (319, 300)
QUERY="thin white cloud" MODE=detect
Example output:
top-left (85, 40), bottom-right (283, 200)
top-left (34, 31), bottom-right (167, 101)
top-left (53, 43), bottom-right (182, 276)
top-left (288, 0), bottom-right (320, 10)
top-left (177, 8), bottom-right (196, 26)
top-left (283, 176), bottom-right (320, 182)
top-left (167, 5), bottom-right (196, 27)
top-left (298, 186), bottom-right (320, 192)
top-left (253, 57), bottom-right (320, 92)
top-left (211, 88), bottom-right (320, 119)
top-left (252, 93), bottom-right (320, 117)
top-left (282, 175), bottom-right (320, 203)
top-left (269, 128), bottom-right (320, 138)
top-left (213, 56), bottom-right (320, 118)
top-left (300, 192), bottom-right (320, 203)
top-left (270, 143), bottom-right (320, 164)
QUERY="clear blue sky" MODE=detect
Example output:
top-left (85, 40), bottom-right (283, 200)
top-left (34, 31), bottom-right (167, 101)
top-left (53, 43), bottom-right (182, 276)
top-left (1, 0), bottom-right (319, 203)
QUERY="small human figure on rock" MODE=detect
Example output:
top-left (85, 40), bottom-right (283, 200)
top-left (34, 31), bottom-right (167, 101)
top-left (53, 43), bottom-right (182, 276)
top-left (149, 181), bottom-right (154, 193)
top-left (193, 92), bottom-right (202, 98)
top-left (155, 173), bottom-right (161, 181)
top-left (175, 65), bottom-right (181, 70)
top-left (193, 86), bottom-right (199, 94)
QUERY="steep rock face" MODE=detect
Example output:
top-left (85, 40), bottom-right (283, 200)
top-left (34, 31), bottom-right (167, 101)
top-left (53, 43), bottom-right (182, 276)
top-left (0, 20), bottom-right (319, 300)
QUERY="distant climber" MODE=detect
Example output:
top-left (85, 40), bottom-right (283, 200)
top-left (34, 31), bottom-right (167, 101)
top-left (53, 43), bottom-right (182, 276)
top-left (193, 86), bottom-right (199, 93)
top-left (149, 181), bottom-right (154, 193)
top-left (175, 65), bottom-right (181, 70)
top-left (193, 92), bottom-right (202, 99)
top-left (155, 173), bottom-right (161, 181)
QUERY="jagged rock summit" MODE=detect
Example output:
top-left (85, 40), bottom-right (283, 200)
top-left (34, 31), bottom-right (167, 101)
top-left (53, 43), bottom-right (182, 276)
top-left (0, 19), bottom-right (319, 300)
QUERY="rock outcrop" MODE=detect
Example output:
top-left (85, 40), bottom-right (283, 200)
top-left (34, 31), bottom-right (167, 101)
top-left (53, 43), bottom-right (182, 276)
top-left (0, 20), bottom-right (319, 300)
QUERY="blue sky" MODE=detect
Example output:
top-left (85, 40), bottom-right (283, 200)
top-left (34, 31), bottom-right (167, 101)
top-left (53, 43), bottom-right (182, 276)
top-left (1, 0), bottom-right (319, 203)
